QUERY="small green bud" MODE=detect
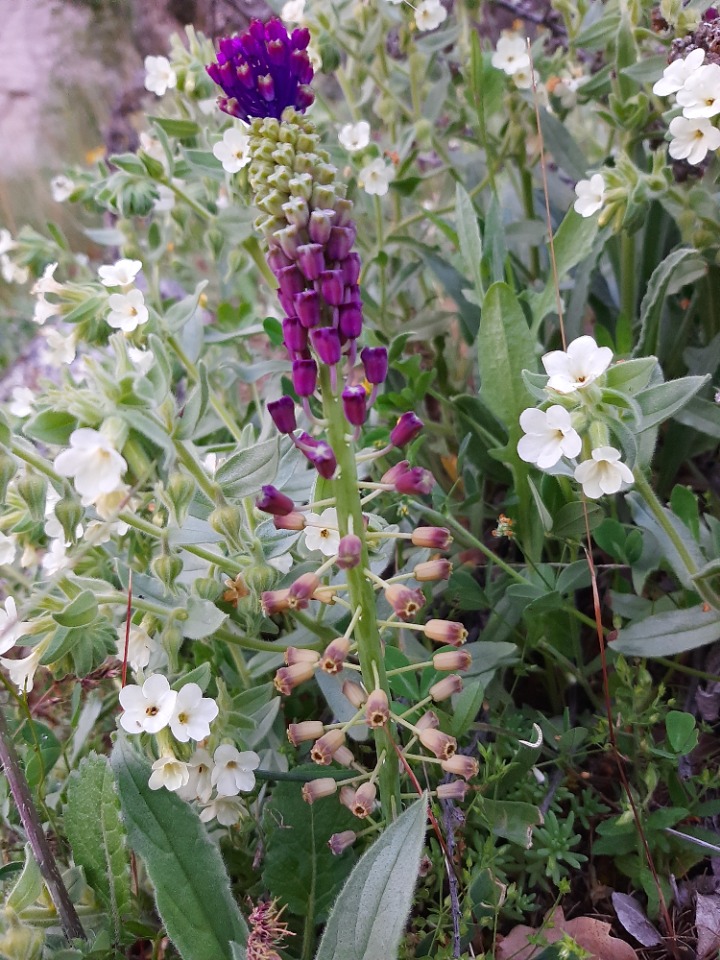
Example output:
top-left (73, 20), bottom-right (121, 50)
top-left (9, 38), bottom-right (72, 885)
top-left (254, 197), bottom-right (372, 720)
top-left (16, 474), bottom-right (47, 522)
top-left (208, 504), bottom-right (244, 547)
top-left (251, 139), bottom-right (278, 164)
top-left (242, 563), bottom-right (280, 596)
top-left (205, 227), bottom-right (225, 259)
top-left (257, 190), bottom-right (288, 217)
top-left (54, 497), bottom-right (84, 542)
top-left (295, 132), bottom-right (320, 154)
top-left (318, 32), bottom-right (341, 72)
top-left (278, 123), bottom-right (298, 145)
top-left (311, 184), bottom-right (338, 208)
top-left (294, 153), bottom-right (321, 175)
top-left (255, 214), bottom-right (285, 238)
top-left (0, 452), bottom-right (18, 501)
top-left (151, 552), bottom-right (183, 592)
top-left (194, 576), bottom-right (221, 601)
top-left (0, 910), bottom-right (44, 960)
top-left (315, 162), bottom-right (338, 186)
top-left (162, 622), bottom-right (184, 669)
top-left (261, 117), bottom-right (281, 140)
top-left (414, 118), bottom-right (433, 147)
top-left (166, 472), bottom-right (196, 526)
top-left (288, 173), bottom-right (314, 200)
top-left (271, 143), bottom-right (295, 168)
top-left (267, 166), bottom-right (292, 193)
top-left (282, 197), bottom-right (309, 228)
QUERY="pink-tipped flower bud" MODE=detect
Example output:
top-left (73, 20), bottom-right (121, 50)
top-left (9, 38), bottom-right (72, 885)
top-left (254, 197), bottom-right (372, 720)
top-left (288, 572), bottom-right (321, 609)
top-left (268, 396), bottom-right (297, 434)
top-left (440, 755), bottom-right (479, 781)
top-left (277, 265), bottom-right (305, 298)
top-left (390, 412), bottom-right (424, 447)
top-left (424, 619), bottom-right (468, 647)
top-left (274, 661), bottom-right (316, 695)
top-left (292, 358), bottom-right (318, 397)
top-left (429, 675), bottom-right (463, 702)
top-left (360, 346), bottom-right (388, 384)
top-left (342, 680), bottom-right (367, 708)
top-left (339, 785), bottom-right (356, 809)
top-left (296, 242), bottom-right (325, 280)
top-left (412, 527), bottom-right (452, 549)
top-left (384, 584), bottom-right (425, 621)
top-left (364, 689), bottom-right (390, 727)
top-left (419, 728), bottom-right (457, 760)
top-left (437, 780), bottom-right (469, 801)
top-left (287, 720), bottom-right (325, 746)
top-left (341, 386), bottom-right (367, 427)
top-left (256, 484), bottom-right (295, 516)
top-left (319, 636), bottom-right (351, 674)
top-left (350, 781), bottom-right (377, 818)
top-left (285, 647), bottom-right (321, 667)
top-left (295, 289), bottom-right (321, 328)
top-left (302, 777), bottom-right (338, 804)
top-left (416, 710), bottom-right (440, 731)
top-left (337, 534), bottom-right (362, 569)
top-left (311, 729), bottom-right (345, 765)
top-left (282, 316), bottom-right (308, 354)
top-left (311, 326), bottom-right (342, 365)
top-left (414, 559), bottom-right (452, 582)
top-left (319, 269), bottom-right (344, 305)
top-left (333, 745), bottom-right (355, 767)
top-left (329, 830), bottom-right (357, 855)
top-left (432, 650), bottom-right (472, 672)
top-left (261, 588), bottom-right (291, 616)
top-left (395, 466), bottom-right (435, 496)
top-left (308, 209), bottom-right (335, 245)
top-left (273, 511), bottom-right (306, 530)
top-left (327, 225), bottom-right (356, 261)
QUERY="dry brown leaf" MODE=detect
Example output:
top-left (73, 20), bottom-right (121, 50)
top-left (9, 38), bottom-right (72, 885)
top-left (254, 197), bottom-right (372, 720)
top-left (496, 906), bottom-right (639, 960)
top-left (696, 892), bottom-right (720, 959)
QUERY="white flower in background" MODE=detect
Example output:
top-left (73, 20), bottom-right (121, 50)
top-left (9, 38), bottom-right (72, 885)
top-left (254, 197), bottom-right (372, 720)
top-left (148, 756), bottom-right (190, 792)
top-left (107, 289), bottom-right (149, 332)
top-left (574, 446), bottom-right (634, 499)
top-left (54, 428), bottom-right (128, 502)
top-left (281, 0), bottom-right (305, 21)
top-left (8, 387), bottom-right (35, 418)
top-left (41, 327), bottom-right (76, 366)
top-left (676, 62), bottom-right (720, 118)
top-left (203, 452), bottom-right (226, 475)
top-left (668, 116), bottom-right (720, 165)
top-left (43, 485), bottom-right (62, 540)
top-left (116, 622), bottom-right (160, 673)
top-left (199, 795), bottom-right (247, 826)
top-left (144, 56), bottom-right (177, 97)
top-left (359, 157), bottom-right (395, 196)
top-left (304, 507), bottom-right (341, 556)
top-left (0, 598), bottom-right (29, 656)
top-left (0, 534), bottom-right (16, 566)
top-left (211, 745), bottom-right (260, 797)
top-left (1, 646), bottom-right (43, 693)
top-left (213, 127), bottom-right (252, 174)
top-left (491, 32), bottom-right (530, 76)
top-left (50, 175), bottom-right (75, 202)
top-left (653, 49), bottom-right (705, 97)
top-left (128, 346), bottom-right (154, 375)
top-left (32, 296), bottom-right (59, 325)
top-left (0, 230), bottom-right (14, 255)
top-left (338, 121), bottom-right (371, 152)
top-left (32, 263), bottom-right (63, 297)
top-left (169, 683), bottom-right (219, 743)
top-left (139, 131), bottom-right (169, 168)
top-left (552, 72), bottom-right (582, 109)
top-left (178, 748), bottom-right (214, 803)
top-left (41, 538), bottom-right (70, 576)
top-left (415, 0), bottom-right (447, 31)
top-left (268, 553), bottom-right (293, 575)
top-left (573, 174), bottom-right (606, 217)
top-left (20, 544), bottom-right (40, 569)
top-left (153, 184), bottom-right (176, 213)
top-left (1, 256), bottom-right (29, 285)
top-left (88, 487), bottom-right (131, 530)
top-left (512, 65), bottom-right (539, 91)
top-left (542, 335), bottom-right (612, 394)
top-left (99, 259), bottom-right (142, 288)
top-left (119, 674), bottom-right (178, 734)
top-left (385, 0), bottom-right (404, 4)
top-left (517, 406), bottom-right (582, 468)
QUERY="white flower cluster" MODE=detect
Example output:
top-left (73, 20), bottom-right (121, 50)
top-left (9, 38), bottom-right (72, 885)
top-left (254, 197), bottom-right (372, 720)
top-left (517, 336), bottom-right (634, 499)
top-left (0, 229), bottom-right (29, 286)
top-left (0, 596), bottom-right (38, 692)
top-left (144, 56), bottom-right (177, 98)
top-left (100, 258), bottom-right (149, 333)
top-left (491, 31), bottom-right (535, 90)
top-left (213, 126), bottom-right (252, 174)
top-left (653, 49), bottom-right (720, 165)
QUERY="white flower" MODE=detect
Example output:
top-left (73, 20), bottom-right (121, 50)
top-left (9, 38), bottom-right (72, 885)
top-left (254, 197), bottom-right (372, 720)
top-left (169, 683), bottom-right (219, 743)
top-left (517, 406), bottom-right (582, 469)
top-left (33, 297), bottom-right (59, 326)
top-left (148, 756), bottom-right (190, 792)
top-left (128, 346), bottom-right (154, 375)
top-left (41, 327), bottom-right (76, 366)
top-left (513, 65), bottom-right (539, 91)
top-left (203, 453), bottom-right (225, 475)
top-left (153, 184), bottom-right (176, 213)
top-left (304, 507), bottom-right (341, 556)
top-left (107, 289), bottom-right (149, 332)
top-left (41, 539), bottom-right (70, 576)
top-left (415, 0), bottom-right (447, 31)
top-left (281, 0), bottom-right (305, 21)
top-left (20, 544), bottom-right (40, 569)
top-left (268, 553), bottom-right (293, 575)
top-left (54, 428), bottom-right (128, 503)
top-left (359, 157), bottom-right (395, 196)
top-left (1, 647), bottom-right (42, 693)
top-left (178, 748), bottom-right (214, 802)
top-left (1, 256), bottom-right (29, 285)
top-left (573, 173), bottom-right (605, 217)
top-left (0, 533), bottom-right (16, 566)
top-left (0, 598), bottom-right (29, 656)
top-left (491, 32), bottom-right (530, 76)
top-left (338, 121), bottom-right (371, 152)
top-left (144, 56), bottom-right (177, 97)
top-left (676, 62), bottom-right (720, 118)
top-left (211, 745), bottom-right (260, 797)
top-left (668, 115), bottom-right (720, 165)
top-left (31, 263), bottom-right (63, 297)
top-left (199, 795), bottom-right (247, 826)
top-left (9, 387), bottom-right (35, 418)
top-left (99, 259), bottom-right (143, 288)
top-left (50, 175), bottom-right (75, 202)
top-left (542, 335), bottom-right (613, 394)
top-left (0, 229), bottom-right (14, 256)
top-left (653, 49), bottom-right (705, 97)
top-left (212, 127), bottom-right (252, 174)
top-left (88, 487), bottom-right (131, 522)
top-left (116, 622), bottom-right (160, 673)
top-left (119, 674), bottom-right (178, 734)
top-left (574, 446), bottom-right (634, 499)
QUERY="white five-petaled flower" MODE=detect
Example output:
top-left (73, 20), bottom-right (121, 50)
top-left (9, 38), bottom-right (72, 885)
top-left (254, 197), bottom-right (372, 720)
top-left (0, 598), bottom-right (29, 656)
top-left (50, 175), bottom-right (75, 202)
top-left (1, 646), bottom-right (43, 693)
top-left (542, 335), bottom-right (613, 394)
top-left (170, 683), bottom-right (219, 743)
top-left (652, 49), bottom-right (705, 97)
top-left (338, 121), bottom-right (371, 152)
top-left (211, 745), bottom-right (260, 797)
top-left (8, 387), bottom-right (35, 418)
top-left (33, 296), bottom-right (59, 325)
top-left (491, 32), bottom-right (530, 76)
top-left (54, 428), bottom-right (128, 503)
top-left (144, 56), bottom-right (177, 97)
top-left (199, 795), bottom-right (247, 826)
top-left (573, 174), bottom-right (606, 218)
top-left (41, 327), bottom-right (76, 366)
top-left (107, 289), bottom-right (149, 332)
top-left (99, 259), bottom-right (143, 287)
top-left (0, 533), bottom-right (16, 566)
top-left (41, 538), bottom-right (70, 576)
top-left (517, 406), bottom-right (582, 469)
top-left (148, 756), bottom-right (190, 792)
top-left (415, 0), bottom-right (447, 31)
top-left (668, 116), bottom-right (720, 165)
top-left (32, 263), bottom-right (63, 297)
top-left (304, 507), bottom-right (341, 556)
top-left (116, 622), bottom-right (160, 673)
top-left (119, 674), bottom-right (178, 734)
top-left (359, 157), bottom-right (395, 196)
top-left (281, 0), bottom-right (305, 22)
top-left (178, 748), bottom-right (214, 803)
top-left (212, 127), bottom-right (252, 174)
top-left (676, 62), bottom-right (720, 118)
top-left (574, 446), bottom-right (634, 499)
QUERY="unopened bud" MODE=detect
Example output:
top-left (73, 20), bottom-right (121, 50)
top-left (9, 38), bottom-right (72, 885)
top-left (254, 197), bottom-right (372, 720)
top-left (209, 504), bottom-right (243, 547)
top-left (151, 551), bottom-right (183, 592)
top-left (339, 785), bottom-right (355, 809)
top-left (301, 777), bottom-right (337, 804)
top-left (288, 720), bottom-right (324, 746)
top-left (311, 729), bottom-right (345, 765)
top-left (328, 830), bottom-right (357, 855)
top-left (54, 496), bottom-right (83, 542)
top-left (342, 679), bottom-right (367, 707)
top-left (256, 484), bottom-right (295, 516)
top-left (312, 584), bottom-right (338, 604)
top-left (424, 619), bottom-right (468, 646)
top-left (412, 527), bottom-right (452, 550)
top-left (350, 781), bottom-right (376, 818)
top-left (274, 661), bottom-right (316, 694)
top-left (273, 511), bottom-right (306, 531)
top-left (414, 559), bottom-right (452, 582)
top-left (390, 412), bottom-right (423, 447)
top-left (319, 636), bottom-right (350, 674)
top-left (261, 588), bottom-right (291, 616)
top-left (429, 675), bottom-right (463, 702)
top-left (364, 689), bottom-right (390, 727)
top-left (0, 909), bottom-right (44, 960)
top-left (337, 534), bottom-right (362, 569)
top-left (416, 710), bottom-right (439, 731)
top-left (0, 452), bottom-right (17, 501)
top-left (418, 728), bottom-right (457, 760)
top-left (195, 576), bottom-right (221, 601)
top-left (285, 647), bottom-right (321, 666)
top-left (440, 755), bottom-right (479, 780)
top-left (437, 780), bottom-right (469, 801)
top-left (433, 650), bottom-right (472, 672)
top-left (17, 474), bottom-right (47, 522)
top-left (333, 745), bottom-right (355, 767)
top-left (167, 472), bottom-right (196, 525)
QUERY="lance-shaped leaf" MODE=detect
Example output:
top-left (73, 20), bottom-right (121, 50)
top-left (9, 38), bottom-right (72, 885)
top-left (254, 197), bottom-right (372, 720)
top-left (610, 604), bottom-right (720, 657)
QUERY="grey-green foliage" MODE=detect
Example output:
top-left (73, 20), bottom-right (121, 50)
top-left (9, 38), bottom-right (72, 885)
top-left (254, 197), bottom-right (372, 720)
top-left (65, 753), bottom-right (131, 944)
top-left (111, 735), bottom-right (248, 960)
top-left (314, 796), bottom-right (427, 960)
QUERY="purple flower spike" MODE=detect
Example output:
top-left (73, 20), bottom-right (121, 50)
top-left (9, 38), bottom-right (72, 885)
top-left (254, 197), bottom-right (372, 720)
top-left (277, 265), bottom-right (306, 298)
top-left (268, 248), bottom-right (292, 273)
top-left (342, 385), bottom-right (367, 426)
top-left (339, 303), bottom-right (363, 340)
top-left (337, 533), bottom-right (362, 569)
top-left (268, 396), bottom-right (297, 434)
top-left (293, 358), bottom-right (318, 396)
top-left (319, 270), bottom-right (344, 306)
top-left (327, 226), bottom-right (356, 262)
top-left (311, 327), bottom-right (342, 365)
top-left (342, 253), bottom-right (362, 286)
top-left (207, 19), bottom-right (315, 122)
top-left (390, 412), bottom-right (424, 447)
top-left (308, 210), bottom-right (335, 245)
top-left (257, 485), bottom-right (295, 516)
top-left (360, 346), bottom-right (388, 384)
top-left (278, 291), bottom-right (298, 319)
top-left (282, 317), bottom-right (308, 354)
top-left (296, 432), bottom-right (337, 478)
top-left (296, 243), bottom-right (325, 281)
top-left (295, 290), bottom-right (321, 328)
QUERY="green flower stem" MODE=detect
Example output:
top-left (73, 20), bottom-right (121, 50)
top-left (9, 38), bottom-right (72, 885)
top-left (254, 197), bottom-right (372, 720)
top-left (172, 440), bottom-right (221, 504)
top-left (319, 365), bottom-right (401, 820)
top-left (620, 231), bottom-right (636, 325)
top-left (632, 469), bottom-right (698, 577)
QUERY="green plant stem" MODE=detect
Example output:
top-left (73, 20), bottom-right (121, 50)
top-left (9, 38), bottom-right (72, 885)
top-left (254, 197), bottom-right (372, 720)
top-left (172, 441), bottom-right (221, 504)
top-left (620, 231), bottom-right (636, 324)
top-left (520, 168), bottom-right (540, 280)
top-left (632, 469), bottom-right (698, 578)
top-left (320, 366), bottom-right (401, 820)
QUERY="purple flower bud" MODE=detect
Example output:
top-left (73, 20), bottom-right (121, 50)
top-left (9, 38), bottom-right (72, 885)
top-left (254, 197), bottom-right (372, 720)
top-left (327, 226), bottom-right (356, 262)
top-left (268, 248), bottom-right (292, 273)
top-left (390, 412), bottom-right (423, 447)
top-left (342, 253), bottom-right (362, 286)
top-left (308, 210), bottom-right (335, 244)
top-left (277, 225), bottom-right (301, 259)
top-left (296, 243), bottom-right (325, 281)
top-left (295, 290), bottom-right (321, 328)
top-left (268, 396), bottom-right (297, 434)
top-left (339, 304), bottom-right (363, 340)
top-left (277, 265), bottom-right (305, 298)
top-left (343, 284), bottom-right (362, 306)
top-left (282, 317), bottom-right (308, 354)
top-left (256, 485), bottom-right (295, 516)
top-left (395, 466), bottom-right (434, 495)
top-left (311, 327), bottom-right (342, 365)
top-left (342, 385), bottom-right (367, 426)
top-left (361, 346), bottom-right (388, 384)
top-left (334, 199), bottom-right (354, 227)
top-left (292, 358), bottom-right (318, 396)
top-left (337, 534), bottom-right (362, 569)
top-left (319, 270), bottom-right (344, 306)
top-left (296, 433), bottom-right (337, 478)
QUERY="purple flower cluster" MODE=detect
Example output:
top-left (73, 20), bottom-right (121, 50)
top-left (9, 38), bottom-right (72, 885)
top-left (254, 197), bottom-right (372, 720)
top-left (206, 19), bottom-right (314, 122)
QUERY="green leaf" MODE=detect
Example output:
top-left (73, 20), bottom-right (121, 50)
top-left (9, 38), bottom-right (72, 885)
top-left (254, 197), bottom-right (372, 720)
top-left (551, 500), bottom-right (604, 541)
top-left (537, 109), bottom-right (587, 181)
top-left (451, 678), bottom-right (484, 737)
top-left (634, 249), bottom-right (706, 357)
top-left (23, 410), bottom-right (78, 446)
top-left (165, 282), bottom-right (209, 333)
top-left (475, 797), bottom-right (542, 848)
top-left (182, 598), bottom-right (228, 640)
top-left (149, 117), bottom-right (201, 139)
top-left (6, 845), bottom-right (43, 913)
top-left (665, 711), bottom-right (699, 755)
top-left (111, 736), bottom-right (248, 960)
top-left (455, 184), bottom-right (484, 305)
top-left (215, 438), bottom-right (279, 498)
top-left (314, 797), bottom-right (427, 960)
top-left (385, 646), bottom-right (419, 702)
top-left (65, 754), bottom-right (132, 943)
top-left (674, 397), bottom-right (720, 439)
top-left (52, 591), bottom-right (98, 628)
top-left (670, 485), bottom-right (700, 541)
top-left (23, 721), bottom-right (61, 790)
top-left (604, 356), bottom-right (657, 395)
top-left (626, 491), bottom-right (704, 590)
top-left (611, 605), bottom-right (720, 657)
top-left (635, 375), bottom-right (709, 432)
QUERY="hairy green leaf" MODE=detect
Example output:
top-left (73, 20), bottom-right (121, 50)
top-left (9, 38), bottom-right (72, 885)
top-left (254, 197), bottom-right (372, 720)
top-left (611, 605), bottom-right (720, 657)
